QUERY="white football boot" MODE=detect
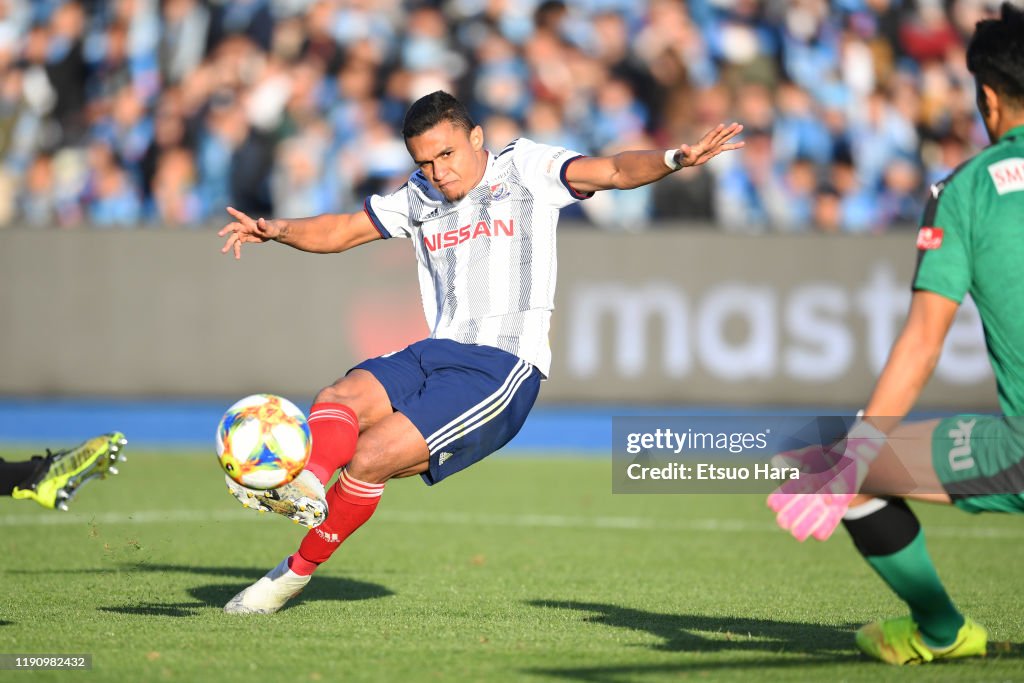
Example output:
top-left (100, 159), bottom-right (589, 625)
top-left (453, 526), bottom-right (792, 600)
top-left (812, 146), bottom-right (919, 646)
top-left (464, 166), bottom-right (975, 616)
top-left (224, 557), bottom-right (311, 614)
top-left (225, 470), bottom-right (327, 528)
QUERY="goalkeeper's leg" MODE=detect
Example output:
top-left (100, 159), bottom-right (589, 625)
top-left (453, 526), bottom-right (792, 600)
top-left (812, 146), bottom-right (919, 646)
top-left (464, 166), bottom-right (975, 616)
top-left (842, 417), bottom-right (1007, 664)
top-left (842, 496), bottom-right (977, 664)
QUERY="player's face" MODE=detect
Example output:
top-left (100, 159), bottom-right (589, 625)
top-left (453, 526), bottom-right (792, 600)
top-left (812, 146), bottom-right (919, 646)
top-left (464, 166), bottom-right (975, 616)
top-left (406, 121), bottom-right (487, 202)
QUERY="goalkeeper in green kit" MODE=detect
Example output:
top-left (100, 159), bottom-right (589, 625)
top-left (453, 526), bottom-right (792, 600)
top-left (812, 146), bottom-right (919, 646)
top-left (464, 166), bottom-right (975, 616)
top-left (768, 2), bottom-right (1024, 665)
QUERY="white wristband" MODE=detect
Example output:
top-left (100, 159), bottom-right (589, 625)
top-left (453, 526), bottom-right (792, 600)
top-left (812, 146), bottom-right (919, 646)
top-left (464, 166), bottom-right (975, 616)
top-left (846, 418), bottom-right (886, 462)
top-left (663, 149), bottom-right (683, 171)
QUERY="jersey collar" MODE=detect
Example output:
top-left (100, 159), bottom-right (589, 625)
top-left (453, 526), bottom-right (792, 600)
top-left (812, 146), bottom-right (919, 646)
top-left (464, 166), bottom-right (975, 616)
top-left (453, 150), bottom-right (495, 204)
top-left (1000, 124), bottom-right (1024, 141)
top-left (473, 150), bottom-right (495, 189)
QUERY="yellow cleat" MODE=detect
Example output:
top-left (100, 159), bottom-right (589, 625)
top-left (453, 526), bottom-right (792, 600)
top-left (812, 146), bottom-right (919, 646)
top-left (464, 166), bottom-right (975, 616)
top-left (12, 432), bottom-right (127, 511)
top-left (856, 616), bottom-right (987, 665)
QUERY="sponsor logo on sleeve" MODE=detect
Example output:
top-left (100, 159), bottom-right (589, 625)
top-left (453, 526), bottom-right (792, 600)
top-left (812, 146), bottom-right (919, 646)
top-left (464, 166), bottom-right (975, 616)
top-left (546, 149), bottom-right (570, 175)
top-left (988, 157), bottom-right (1024, 195)
top-left (916, 226), bottom-right (944, 250)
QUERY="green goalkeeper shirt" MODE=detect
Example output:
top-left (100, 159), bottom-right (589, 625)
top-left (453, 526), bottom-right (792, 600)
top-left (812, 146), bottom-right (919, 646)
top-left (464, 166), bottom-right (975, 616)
top-left (913, 124), bottom-right (1024, 415)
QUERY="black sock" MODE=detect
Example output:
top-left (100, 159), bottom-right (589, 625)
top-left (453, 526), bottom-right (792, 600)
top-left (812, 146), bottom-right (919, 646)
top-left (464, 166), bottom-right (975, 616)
top-left (842, 498), bottom-right (964, 648)
top-left (0, 458), bottom-right (45, 495)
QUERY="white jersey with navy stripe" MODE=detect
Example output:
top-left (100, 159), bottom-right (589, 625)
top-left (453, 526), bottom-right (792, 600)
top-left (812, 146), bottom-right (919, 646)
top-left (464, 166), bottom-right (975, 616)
top-left (363, 137), bottom-right (590, 377)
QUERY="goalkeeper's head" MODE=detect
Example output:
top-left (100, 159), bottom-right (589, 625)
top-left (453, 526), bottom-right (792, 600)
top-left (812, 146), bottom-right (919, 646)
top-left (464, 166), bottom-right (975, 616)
top-left (967, 2), bottom-right (1024, 142)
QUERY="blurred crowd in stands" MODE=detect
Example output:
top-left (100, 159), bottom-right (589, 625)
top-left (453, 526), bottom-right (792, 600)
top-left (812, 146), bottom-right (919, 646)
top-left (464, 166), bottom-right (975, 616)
top-left (0, 0), bottom-right (1009, 232)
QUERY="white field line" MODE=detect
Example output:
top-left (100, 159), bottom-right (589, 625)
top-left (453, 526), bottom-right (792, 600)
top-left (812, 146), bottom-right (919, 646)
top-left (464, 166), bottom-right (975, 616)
top-left (0, 507), bottom-right (1020, 540)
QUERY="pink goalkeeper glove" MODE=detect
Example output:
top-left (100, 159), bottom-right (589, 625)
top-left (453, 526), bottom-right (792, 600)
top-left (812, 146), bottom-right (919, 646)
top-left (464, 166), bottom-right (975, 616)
top-left (766, 419), bottom-right (886, 541)
top-left (767, 491), bottom-right (852, 541)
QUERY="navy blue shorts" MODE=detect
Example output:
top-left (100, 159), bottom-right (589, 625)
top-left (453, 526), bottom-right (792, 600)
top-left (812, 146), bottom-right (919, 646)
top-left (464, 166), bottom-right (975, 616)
top-left (352, 338), bottom-right (541, 485)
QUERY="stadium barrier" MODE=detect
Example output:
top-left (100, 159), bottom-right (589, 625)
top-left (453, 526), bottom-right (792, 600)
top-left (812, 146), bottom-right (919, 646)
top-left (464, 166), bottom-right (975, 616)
top-left (0, 226), bottom-right (996, 408)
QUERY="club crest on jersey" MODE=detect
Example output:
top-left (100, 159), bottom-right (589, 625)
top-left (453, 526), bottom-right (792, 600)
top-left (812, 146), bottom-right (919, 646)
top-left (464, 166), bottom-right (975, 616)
top-left (489, 182), bottom-right (510, 201)
top-left (424, 219), bottom-right (515, 252)
top-left (917, 226), bottom-right (944, 250)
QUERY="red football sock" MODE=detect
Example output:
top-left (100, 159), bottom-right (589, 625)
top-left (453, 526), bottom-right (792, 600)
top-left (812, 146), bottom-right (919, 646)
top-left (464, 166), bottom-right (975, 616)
top-left (292, 469), bottom-right (384, 574)
top-left (288, 553), bottom-right (320, 576)
top-left (305, 403), bottom-right (359, 485)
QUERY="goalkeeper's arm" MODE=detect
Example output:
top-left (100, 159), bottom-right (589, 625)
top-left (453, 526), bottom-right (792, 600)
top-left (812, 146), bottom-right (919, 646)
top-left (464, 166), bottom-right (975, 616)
top-left (861, 290), bottom-right (960, 433)
top-left (782, 290), bottom-right (959, 492)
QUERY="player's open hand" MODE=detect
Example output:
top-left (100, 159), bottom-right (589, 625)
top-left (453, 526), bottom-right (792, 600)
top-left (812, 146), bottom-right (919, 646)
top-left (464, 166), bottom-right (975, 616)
top-left (219, 207), bottom-right (282, 259)
top-left (673, 123), bottom-right (745, 168)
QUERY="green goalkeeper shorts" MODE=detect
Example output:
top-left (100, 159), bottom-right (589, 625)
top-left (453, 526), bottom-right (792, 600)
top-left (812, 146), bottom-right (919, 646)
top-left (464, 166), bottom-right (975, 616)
top-left (932, 414), bottom-right (1024, 514)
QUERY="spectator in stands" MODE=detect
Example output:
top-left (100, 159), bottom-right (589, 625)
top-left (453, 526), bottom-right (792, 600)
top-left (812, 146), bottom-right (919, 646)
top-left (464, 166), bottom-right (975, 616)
top-left (0, 0), bottom-right (1005, 233)
top-left (149, 146), bottom-right (203, 227)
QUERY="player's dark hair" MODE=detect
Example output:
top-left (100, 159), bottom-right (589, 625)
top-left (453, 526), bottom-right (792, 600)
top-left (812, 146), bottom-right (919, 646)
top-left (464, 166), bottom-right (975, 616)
top-left (402, 91), bottom-right (475, 139)
top-left (967, 2), bottom-right (1024, 112)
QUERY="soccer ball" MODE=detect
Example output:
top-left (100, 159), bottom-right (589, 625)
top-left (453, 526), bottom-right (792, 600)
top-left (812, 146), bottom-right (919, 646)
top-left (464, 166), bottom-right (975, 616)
top-left (216, 394), bottom-right (312, 490)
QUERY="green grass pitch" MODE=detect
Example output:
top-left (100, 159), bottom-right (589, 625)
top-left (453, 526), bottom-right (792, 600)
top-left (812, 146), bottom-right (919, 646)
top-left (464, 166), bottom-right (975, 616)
top-left (1, 449), bottom-right (1023, 682)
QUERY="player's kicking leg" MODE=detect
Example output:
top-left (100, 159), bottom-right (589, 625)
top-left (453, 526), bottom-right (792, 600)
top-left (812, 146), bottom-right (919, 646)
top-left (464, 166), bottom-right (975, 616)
top-left (224, 410), bottom-right (426, 614)
top-left (223, 370), bottom-right (391, 529)
top-left (11, 432), bottom-right (128, 510)
top-left (224, 339), bottom-right (541, 615)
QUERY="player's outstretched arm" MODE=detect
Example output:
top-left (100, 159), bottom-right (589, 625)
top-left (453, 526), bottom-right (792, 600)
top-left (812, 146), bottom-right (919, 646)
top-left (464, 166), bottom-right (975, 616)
top-left (565, 122), bottom-right (744, 194)
top-left (218, 206), bottom-right (382, 259)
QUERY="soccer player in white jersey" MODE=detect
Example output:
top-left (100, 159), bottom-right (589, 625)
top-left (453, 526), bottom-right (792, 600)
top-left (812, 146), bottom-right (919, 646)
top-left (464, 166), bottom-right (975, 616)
top-left (217, 91), bottom-right (743, 614)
